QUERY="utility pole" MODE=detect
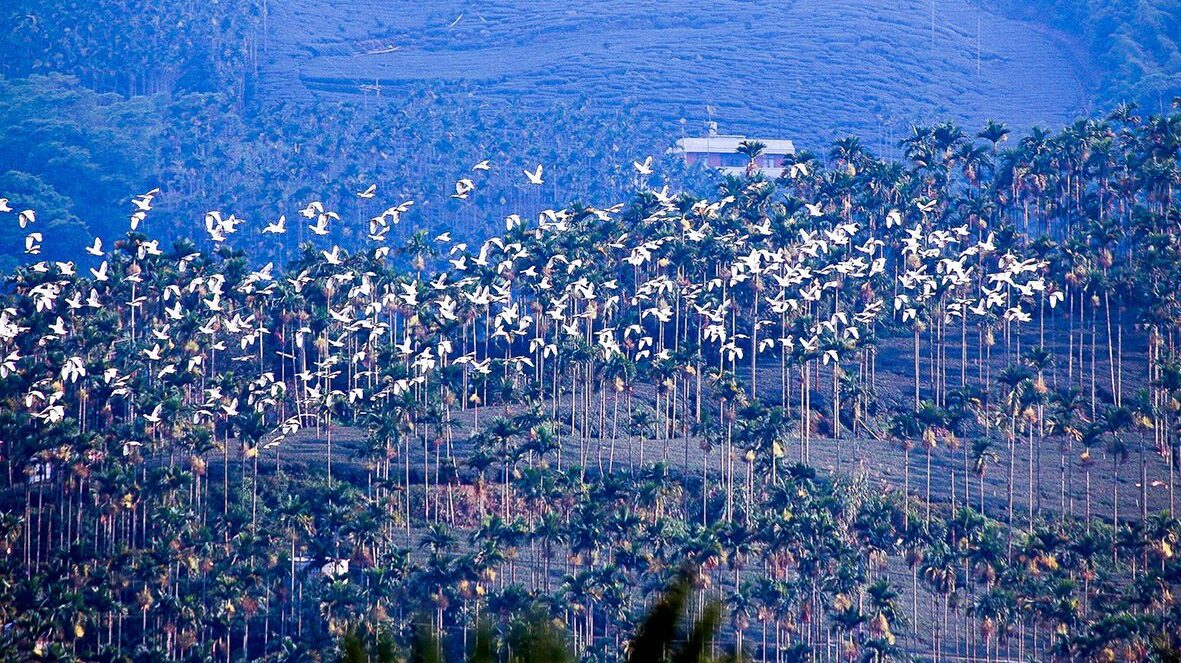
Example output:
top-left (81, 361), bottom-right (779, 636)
top-left (976, 7), bottom-right (982, 75)
top-left (930, 0), bottom-right (936, 52)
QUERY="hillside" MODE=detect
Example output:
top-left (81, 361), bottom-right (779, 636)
top-left (263, 0), bottom-right (1094, 148)
top-left (2, 3), bottom-right (1181, 661)
top-left (1, 107), bottom-right (1180, 661)
top-left (1, 0), bottom-right (1174, 269)
top-left (985, 0), bottom-right (1181, 113)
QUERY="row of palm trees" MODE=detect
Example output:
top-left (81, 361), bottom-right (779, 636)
top-left (0, 102), bottom-right (1180, 661)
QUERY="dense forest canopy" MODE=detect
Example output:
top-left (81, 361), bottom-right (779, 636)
top-left (0, 103), bottom-right (1179, 661)
top-left (0, 0), bottom-right (262, 99)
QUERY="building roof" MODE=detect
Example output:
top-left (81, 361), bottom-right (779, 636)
top-left (674, 135), bottom-right (795, 154)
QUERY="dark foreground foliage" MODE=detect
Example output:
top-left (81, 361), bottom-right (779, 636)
top-left (338, 569), bottom-right (744, 663)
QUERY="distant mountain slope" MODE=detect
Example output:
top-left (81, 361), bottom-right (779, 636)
top-left (985, 0), bottom-right (1181, 113)
top-left (262, 0), bottom-right (1094, 149)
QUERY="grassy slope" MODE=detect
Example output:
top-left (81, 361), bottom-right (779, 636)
top-left (261, 0), bottom-right (1093, 150)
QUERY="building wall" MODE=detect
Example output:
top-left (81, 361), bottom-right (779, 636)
top-left (685, 151), bottom-right (788, 169)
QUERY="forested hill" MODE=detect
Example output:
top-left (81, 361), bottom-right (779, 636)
top-left (0, 0), bottom-right (1177, 270)
top-left (2, 0), bottom-right (1176, 136)
top-left (984, 0), bottom-right (1181, 113)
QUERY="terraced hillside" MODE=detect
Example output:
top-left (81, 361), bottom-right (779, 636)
top-left (263, 0), bottom-right (1094, 149)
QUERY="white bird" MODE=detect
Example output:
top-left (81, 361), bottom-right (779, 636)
top-left (855, 238), bottom-right (884, 255)
top-left (1004, 306), bottom-right (1032, 323)
top-left (321, 245), bottom-right (343, 266)
top-left (452, 178), bottom-right (475, 199)
top-left (472, 160), bottom-right (491, 171)
top-left (308, 215), bottom-right (331, 236)
top-left (396, 281), bottom-right (422, 307)
top-left (393, 336), bottom-right (414, 357)
top-left (321, 559), bottom-right (349, 579)
top-left (18, 209), bottom-right (35, 228)
top-left (90, 261), bottom-right (109, 282)
top-left (357, 184), bottom-right (377, 199)
top-left (205, 215), bottom-right (227, 242)
top-left (0, 351), bottom-right (21, 378)
top-left (144, 404), bottom-right (163, 424)
top-left (299, 201), bottom-right (324, 218)
top-left (800, 336), bottom-right (819, 353)
top-left (633, 156), bottom-right (653, 175)
top-left (523, 164), bottom-right (544, 185)
top-left (0, 198), bottom-right (10, 213)
top-left (804, 202), bottom-right (823, 217)
top-left (137, 239), bottom-right (163, 259)
top-left (130, 210), bottom-right (147, 230)
top-left (262, 215), bottom-right (287, 234)
top-left (24, 232), bottom-right (41, 254)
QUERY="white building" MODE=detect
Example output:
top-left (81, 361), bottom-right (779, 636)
top-left (672, 122), bottom-right (795, 177)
